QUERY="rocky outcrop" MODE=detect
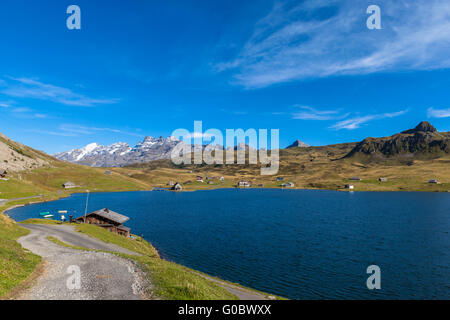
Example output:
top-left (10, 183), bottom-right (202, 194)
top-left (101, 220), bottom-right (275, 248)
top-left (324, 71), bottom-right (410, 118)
top-left (345, 121), bottom-right (449, 159)
top-left (287, 139), bottom-right (310, 148)
top-left (0, 132), bottom-right (50, 172)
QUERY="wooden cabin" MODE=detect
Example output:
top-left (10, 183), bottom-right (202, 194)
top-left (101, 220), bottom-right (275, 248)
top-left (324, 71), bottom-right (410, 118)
top-left (281, 182), bottom-right (295, 188)
top-left (237, 181), bottom-right (251, 187)
top-left (171, 182), bottom-right (182, 191)
top-left (379, 177), bottom-right (388, 182)
top-left (74, 208), bottom-right (131, 237)
top-left (62, 181), bottom-right (76, 189)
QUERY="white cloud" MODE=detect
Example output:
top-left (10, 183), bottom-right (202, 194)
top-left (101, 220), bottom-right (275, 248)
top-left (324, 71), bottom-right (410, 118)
top-left (291, 105), bottom-right (342, 120)
top-left (1, 77), bottom-right (119, 107)
top-left (330, 109), bottom-right (408, 130)
top-left (59, 124), bottom-right (142, 137)
top-left (0, 101), bottom-right (13, 108)
top-left (216, 0), bottom-right (450, 88)
top-left (186, 132), bottom-right (214, 140)
top-left (10, 107), bottom-right (32, 113)
top-left (427, 107), bottom-right (450, 118)
top-left (26, 129), bottom-right (77, 137)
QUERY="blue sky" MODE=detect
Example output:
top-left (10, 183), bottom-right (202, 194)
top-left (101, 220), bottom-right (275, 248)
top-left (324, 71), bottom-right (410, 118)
top-left (0, 0), bottom-right (450, 154)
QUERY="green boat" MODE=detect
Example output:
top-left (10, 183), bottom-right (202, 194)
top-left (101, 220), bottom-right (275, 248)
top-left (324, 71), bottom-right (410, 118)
top-left (39, 212), bottom-right (50, 216)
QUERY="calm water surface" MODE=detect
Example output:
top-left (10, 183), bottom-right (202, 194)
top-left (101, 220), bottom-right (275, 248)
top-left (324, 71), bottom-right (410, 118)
top-left (7, 189), bottom-right (450, 299)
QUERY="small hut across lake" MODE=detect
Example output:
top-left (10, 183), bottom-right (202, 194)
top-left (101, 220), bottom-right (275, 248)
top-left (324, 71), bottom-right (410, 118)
top-left (62, 181), bottom-right (76, 189)
top-left (74, 208), bottom-right (131, 237)
top-left (171, 182), bottom-right (182, 191)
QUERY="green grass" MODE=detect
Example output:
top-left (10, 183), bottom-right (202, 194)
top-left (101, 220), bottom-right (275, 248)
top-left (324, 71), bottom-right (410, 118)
top-left (46, 236), bottom-right (89, 251)
top-left (74, 223), bottom-right (159, 257)
top-left (0, 214), bottom-right (41, 298)
top-left (22, 219), bottom-right (61, 225)
top-left (128, 254), bottom-right (238, 300)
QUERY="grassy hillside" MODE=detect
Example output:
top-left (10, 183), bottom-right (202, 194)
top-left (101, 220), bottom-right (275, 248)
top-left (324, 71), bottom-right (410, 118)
top-left (126, 143), bottom-right (450, 192)
top-left (0, 214), bottom-right (41, 298)
top-left (0, 161), bottom-right (152, 211)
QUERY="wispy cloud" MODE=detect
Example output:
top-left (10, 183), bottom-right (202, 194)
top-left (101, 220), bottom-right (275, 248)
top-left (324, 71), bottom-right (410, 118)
top-left (427, 107), bottom-right (450, 118)
top-left (26, 129), bottom-right (78, 137)
top-left (219, 108), bottom-right (248, 116)
top-left (216, 0), bottom-right (450, 88)
top-left (0, 101), bottom-right (13, 108)
top-left (330, 109), bottom-right (409, 130)
top-left (1, 77), bottom-right (119, 107)
top-left (291, 105), bottom-right (343, 120)
top-left (2, 105), bottom-right (51, 119)
top-left (58, 124), bottom-right (143, 137)
top-left (186, 132), bottom-right (214, 140)
top-left (27, 124), bottom-right (143, 138)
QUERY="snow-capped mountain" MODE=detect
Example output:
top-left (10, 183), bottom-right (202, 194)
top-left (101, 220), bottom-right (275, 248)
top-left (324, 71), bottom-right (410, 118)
top-left (54, 136), bottom-right (182, 167)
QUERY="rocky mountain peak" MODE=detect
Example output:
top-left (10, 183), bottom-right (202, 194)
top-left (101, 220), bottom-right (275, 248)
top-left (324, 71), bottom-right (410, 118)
top-left (287, 139), bottom-right (310, 148)
top-left (401, 121), bottom-right (437, 134)
top-left (345, 121), bottom-right (448, 160)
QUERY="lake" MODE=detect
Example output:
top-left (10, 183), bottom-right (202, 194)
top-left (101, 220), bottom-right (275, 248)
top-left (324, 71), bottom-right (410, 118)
top-left (6, 189), bottom-right (450, 299)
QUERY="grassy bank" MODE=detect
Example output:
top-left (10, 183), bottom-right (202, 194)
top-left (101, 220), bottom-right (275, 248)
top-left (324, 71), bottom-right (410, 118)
top-left (0, 214), bottom-right (41, 298)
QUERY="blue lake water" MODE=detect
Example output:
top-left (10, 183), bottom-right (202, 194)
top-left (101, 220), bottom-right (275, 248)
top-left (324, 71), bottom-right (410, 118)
top-left (6, 189), bottom-right (450, 299)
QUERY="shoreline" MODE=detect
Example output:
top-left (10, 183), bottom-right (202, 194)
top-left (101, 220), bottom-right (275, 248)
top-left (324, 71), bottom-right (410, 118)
top-left (4, 185), bottom-right (450, 219)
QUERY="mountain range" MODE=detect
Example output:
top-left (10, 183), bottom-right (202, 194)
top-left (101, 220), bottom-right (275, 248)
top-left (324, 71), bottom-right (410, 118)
top-left (54, 138), bottom-right (271, 167)
top-left (50, 121), bottom-right (449, 167)
top-left (54, 136), bottom-right (182, 167)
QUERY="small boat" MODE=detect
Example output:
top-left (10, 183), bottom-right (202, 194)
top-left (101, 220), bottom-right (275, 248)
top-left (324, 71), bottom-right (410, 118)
top-left (43, 214), bottom-right (54, 219)
top-left (39, 212), bottom-right (50, 216)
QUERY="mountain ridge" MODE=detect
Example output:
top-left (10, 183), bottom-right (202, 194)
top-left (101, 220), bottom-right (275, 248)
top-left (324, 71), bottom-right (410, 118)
top-left (345, 121), bottom-right (450, 160)
top-left (53, 121), bottom-right (449, 167)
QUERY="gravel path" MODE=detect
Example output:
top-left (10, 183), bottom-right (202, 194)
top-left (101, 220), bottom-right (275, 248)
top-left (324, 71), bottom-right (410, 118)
top-left (16, 224), bottom-right (152, 300)
top-left (19, 224), bottom-right (138, 255)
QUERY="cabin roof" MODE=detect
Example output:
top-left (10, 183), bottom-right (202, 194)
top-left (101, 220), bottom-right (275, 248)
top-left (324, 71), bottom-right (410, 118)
top-left (63, 181), bottom-right (76, 186)
top-left (84, 208), bottom-right (130, 224)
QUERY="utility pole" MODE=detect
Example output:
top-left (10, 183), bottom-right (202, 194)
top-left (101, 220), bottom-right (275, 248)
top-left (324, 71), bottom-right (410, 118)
top-left (84, 190), bottom-right (90, 223)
